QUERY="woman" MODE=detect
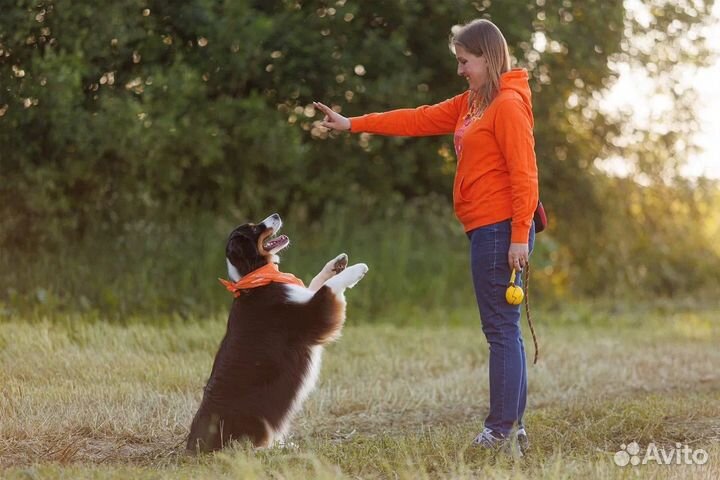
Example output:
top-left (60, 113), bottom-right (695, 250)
top-left (315, 19), bottom-right (538, 453)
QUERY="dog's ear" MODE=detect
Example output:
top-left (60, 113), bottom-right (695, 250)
top-left (226, 233), bottom-right (263, 277)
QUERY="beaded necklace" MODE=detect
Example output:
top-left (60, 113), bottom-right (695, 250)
top-left (455, 90), bottom-right (487, 158)
top-left (464, 90), bottom-right (487, 126)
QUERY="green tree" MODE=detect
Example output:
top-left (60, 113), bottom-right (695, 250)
top-left (1, 0), bottom-right (717, 302)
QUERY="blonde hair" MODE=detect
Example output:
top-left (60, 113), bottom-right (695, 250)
top-left (450, 19), bottom-right (511, 112)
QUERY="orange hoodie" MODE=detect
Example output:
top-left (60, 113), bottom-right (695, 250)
top-left (349, 68), bottom-right (539, 243)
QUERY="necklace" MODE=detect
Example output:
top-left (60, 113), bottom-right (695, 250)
top-left (464, 91), bottom-right (486, 126)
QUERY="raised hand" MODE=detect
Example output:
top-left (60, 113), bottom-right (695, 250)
top-left (313, 101), bottom-right (351, 131)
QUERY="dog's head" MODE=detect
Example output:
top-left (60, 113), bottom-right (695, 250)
top-left (225, 213), bottom-right (290, 281)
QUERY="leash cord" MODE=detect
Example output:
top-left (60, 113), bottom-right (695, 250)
top-left (523, 262), bottom-right (539, 364)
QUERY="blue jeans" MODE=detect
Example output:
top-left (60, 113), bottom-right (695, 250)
top-left (467, 219), bottom-right (535, 437)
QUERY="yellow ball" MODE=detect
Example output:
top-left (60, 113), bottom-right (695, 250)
top-left (506, 285), bottom-right (524, 305)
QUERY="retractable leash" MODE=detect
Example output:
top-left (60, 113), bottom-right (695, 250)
top-left (506, 264), bottom-right (539, 365)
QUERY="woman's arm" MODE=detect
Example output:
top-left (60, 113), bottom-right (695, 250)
top-left (314, 93), bottom-right (467, 137)
top-left (494, 97), bottom-right (539, 269)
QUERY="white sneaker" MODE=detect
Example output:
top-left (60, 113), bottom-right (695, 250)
top-left (472, 428), bottom-right (507, 448)
top-left (472, 427), bottom-right (523, 457)
top-left (516, 427), bottom-right (529, 455)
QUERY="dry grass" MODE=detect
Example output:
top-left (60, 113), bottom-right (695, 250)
top-left (1, 306), bottom-right (719, 478)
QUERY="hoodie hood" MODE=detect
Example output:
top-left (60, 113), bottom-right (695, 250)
top-left (499, 68), bottom-right (533, 119)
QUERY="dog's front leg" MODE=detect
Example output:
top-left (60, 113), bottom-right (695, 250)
top-left (324, 263), bottom-right (368, 295)
top-left (292, 263), bottom-right (368, 345)
top-left (308, 253), bottom-right (348, 291)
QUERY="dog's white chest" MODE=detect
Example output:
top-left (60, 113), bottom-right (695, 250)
top-left (283, 284), bottom-right (315, 304)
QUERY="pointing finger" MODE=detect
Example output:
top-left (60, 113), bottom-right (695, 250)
top-left (314, 102), bottom-right (331, 115)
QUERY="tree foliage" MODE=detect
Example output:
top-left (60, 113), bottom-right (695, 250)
top-left (0, 0), bottom-right (717, 300)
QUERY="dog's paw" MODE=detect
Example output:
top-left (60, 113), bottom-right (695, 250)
top-left (325, 263), bottom-right (368, 294)
top-left (332, 253), bottom-right (348, 274)
top-left (344, 263), bottom-right (368, 289)
top-left (274, 435), bottom-right (299, 451)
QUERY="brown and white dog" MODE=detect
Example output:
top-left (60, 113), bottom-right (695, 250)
top-left (186, 213), bottom-right (368, 453)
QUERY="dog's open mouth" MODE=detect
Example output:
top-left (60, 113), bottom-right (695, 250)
top-left (260, 229), bottom-right (290, 255)
top-left (264, 234), bottom-right (290, 253)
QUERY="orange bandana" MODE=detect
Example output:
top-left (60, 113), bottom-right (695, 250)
top-left (219, 263), bottom-right (305, 297)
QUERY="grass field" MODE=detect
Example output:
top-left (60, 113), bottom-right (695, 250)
top-left (1, 305), bottom-right (719, 479)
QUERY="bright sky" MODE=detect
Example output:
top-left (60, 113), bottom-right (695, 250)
top-left (600, 1), bottom-right (720, 179)
top-left (683, 5), bottom-right (720, 179)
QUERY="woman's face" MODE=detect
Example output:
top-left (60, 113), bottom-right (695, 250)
top-left (455, 44), bottom-right (488, 92)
